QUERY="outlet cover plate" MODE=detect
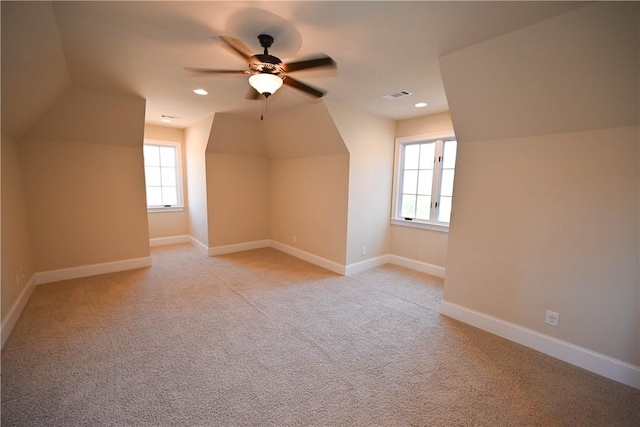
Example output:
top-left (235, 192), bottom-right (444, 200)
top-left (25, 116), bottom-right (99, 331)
top-left (545, 310), bottom-right (559, 326)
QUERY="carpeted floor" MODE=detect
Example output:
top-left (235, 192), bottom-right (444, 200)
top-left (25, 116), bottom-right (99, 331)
top-left (2, 243), bottom-right (639, 426)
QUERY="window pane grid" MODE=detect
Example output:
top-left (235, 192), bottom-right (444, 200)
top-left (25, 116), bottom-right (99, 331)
top-left (144, 143), bottom-right (181, 208)
top-left (396, 137), bottom-right (456, 226)
top-left (400, 142), bottom-right (436, 220)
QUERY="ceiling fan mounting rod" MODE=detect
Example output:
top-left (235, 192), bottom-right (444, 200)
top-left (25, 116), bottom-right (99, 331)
top-left (258, 34), bottom-right (274, 55)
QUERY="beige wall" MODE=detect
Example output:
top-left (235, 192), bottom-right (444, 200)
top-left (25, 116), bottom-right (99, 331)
top-left (391, 112), bottom-right (455, 267)
top-left (326, 101), bottom-right (395, 265)
top-left (207, 154), bottom-right (270, 247)
top-left (17, 88), bottom-right (149, 272)
top-left (205, 114), bottom-right (269, 247)
top-left (445, 127), bottom-right (639, 365)
top-left (144, 125), bottom-right (189, 240)
top-left (390, 226), bottom-right (449, 268)
top-left (147, 212), bottom-right (189, 241)
top-left (264, 103), bottom-right (350, 264)
top-left (20, 139), bottom-right (150, 271)
top-left (396, 111), bottom-right (453, 139)
top-left (144, 125), bottom-right (184, 143)
top-left (1, 134), bottom-right (36, 324)
top-left (207, 113), bottom-right (266, 157)
top-left (270, 155), bottom-right (349, 264)
top-left (184, 116), bottom-right (213, 246)
top-left (440, 2), bottom-right (639, 365)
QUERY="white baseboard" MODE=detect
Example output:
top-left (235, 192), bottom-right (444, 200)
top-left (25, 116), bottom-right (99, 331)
top-left (195, 237), bottom-right (446, 279)
top-left (345, 255), bottom-right (390, 276)
top-left (149, 235), bottom-right (190, 247)
top-left (1, 274), bottom-right (36, 348)
top-left (208, 240), bottom-right (271, 256)
top-left (270, 241), bottom-right (346, 275)
top-left (440, 300), bottom-right (640, 389)
top-left (263, 244), bottom-right (446, 278)
top-left (34, 256), bottom-right (152, 285)
top-left (189, 236), bottom-right (209, 254)
top-left (387, 254), bottom-right (446, 278)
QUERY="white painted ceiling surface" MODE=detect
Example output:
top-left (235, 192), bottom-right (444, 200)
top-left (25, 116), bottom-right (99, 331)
top-left (42, 2), bottom-right (586, 127)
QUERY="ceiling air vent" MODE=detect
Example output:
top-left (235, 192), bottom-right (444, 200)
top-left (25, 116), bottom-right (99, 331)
top-left (382, 90), bottom-right (412, 100)
top-left (161, 114), bottom-right (182, 123)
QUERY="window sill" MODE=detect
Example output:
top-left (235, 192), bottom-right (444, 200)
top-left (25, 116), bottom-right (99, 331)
top-left (390, 218), bottom-right (449, 233)
top-left (148, 207), bottom-right (185, 213)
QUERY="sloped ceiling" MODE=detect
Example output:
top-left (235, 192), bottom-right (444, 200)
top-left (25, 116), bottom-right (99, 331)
top-left (27, 88), bottom-right (146, 147)
top-left (49, 1), bottom-right (586, 127)
top-left (262, 102), bottom-right (347, 159)
top-left (1, 1), bottom-right (71, 139)
top-left (2, 1), bottom-right (588, 134)
top-left (440, 2), bottom-right (639, 142)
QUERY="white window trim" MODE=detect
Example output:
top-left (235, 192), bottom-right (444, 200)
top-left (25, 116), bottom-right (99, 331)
top-left (391, 131), bottom-right (456, 231)
top-left (144, 139), bottom-right (185, 213)
top-left (390, 218), bottom-right (450, 233)
top-left (147, 206), bottom-right (185, 213)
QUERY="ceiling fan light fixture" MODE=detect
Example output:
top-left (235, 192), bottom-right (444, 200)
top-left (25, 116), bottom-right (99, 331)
top-left (249, 73), bottom-right (283, 97)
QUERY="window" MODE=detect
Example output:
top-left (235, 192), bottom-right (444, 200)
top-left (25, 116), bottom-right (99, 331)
top-left (143, 140), bottom-right (184, 212)
top-left (392, 133), bottom-right (457, 231)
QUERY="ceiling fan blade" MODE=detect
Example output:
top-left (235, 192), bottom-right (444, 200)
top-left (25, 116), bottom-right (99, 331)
top-left (283, 56), bottom-right (336, 73)
top-left (219, 35), bottom-right (254, 61)
top-left (283, 76), bottom-right (326, 98)
top-left (184, 67), bottom-right (249, 75)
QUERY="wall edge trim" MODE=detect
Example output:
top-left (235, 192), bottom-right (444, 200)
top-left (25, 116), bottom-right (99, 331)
top-left (440, 300), bottom-right (640, 389)
top-left (34, 257), bottom-right (152, 285)
top-left (208, 240), bottom-right (271, 256)
top-left (270, 241), bottom-right (346, 275)
top-left (387, 254), bottom-right (446, 278)
top-left (189, 237), bottom-right (209, 254)
top-left (345, 255), bottom-right (390, 276)
top-left (1, 274), bottom-right (36, 348)
top-left (149, 235), bottom-right (191, 247)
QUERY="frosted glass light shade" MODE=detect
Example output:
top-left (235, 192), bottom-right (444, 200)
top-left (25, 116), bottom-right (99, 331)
top-left (249, 73), bottom-right (283, 96)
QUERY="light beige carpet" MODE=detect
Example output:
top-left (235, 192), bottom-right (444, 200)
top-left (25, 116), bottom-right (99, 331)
top-left (2, 243), bottom-right (639, 426)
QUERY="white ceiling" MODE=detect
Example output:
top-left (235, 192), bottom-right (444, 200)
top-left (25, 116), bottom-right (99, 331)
top-left (42, 2), bottom-right (586, 128)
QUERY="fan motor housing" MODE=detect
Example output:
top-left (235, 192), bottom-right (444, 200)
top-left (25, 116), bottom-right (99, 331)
top-left (258, 34), bottom-right (274, 49)
top-left (253, 54), bottom-right (281, 65)
top-left (251, 54), bottom-right (284, 74)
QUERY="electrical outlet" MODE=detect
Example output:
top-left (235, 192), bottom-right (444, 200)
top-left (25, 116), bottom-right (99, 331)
top-left (545, 310), bottom-right (559, 326)
top-left (361, 246), bottom-right (367, 256)
top-left (293, 235), bottom-right (297, 243)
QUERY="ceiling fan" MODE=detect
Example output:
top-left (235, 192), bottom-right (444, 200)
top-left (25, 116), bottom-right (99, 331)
top-left (185, 34), bottom-right (336, 99)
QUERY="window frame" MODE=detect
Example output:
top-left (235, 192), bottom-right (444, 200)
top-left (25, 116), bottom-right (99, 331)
top-left (143, 139), bottom-right (185, 213)
top-left (391, 131), bottom-right (457, 232)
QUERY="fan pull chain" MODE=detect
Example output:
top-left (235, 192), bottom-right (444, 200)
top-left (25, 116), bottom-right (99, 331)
top-left (260, 95), bottom-right (270, 121)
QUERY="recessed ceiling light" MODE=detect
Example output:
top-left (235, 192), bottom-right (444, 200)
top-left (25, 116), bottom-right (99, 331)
top-left (193, 88), bottom-right (208, 95)
top-left (414, 102), bottom-right (428, 108)
top-left (161, 118), bottom-right (172, 123)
